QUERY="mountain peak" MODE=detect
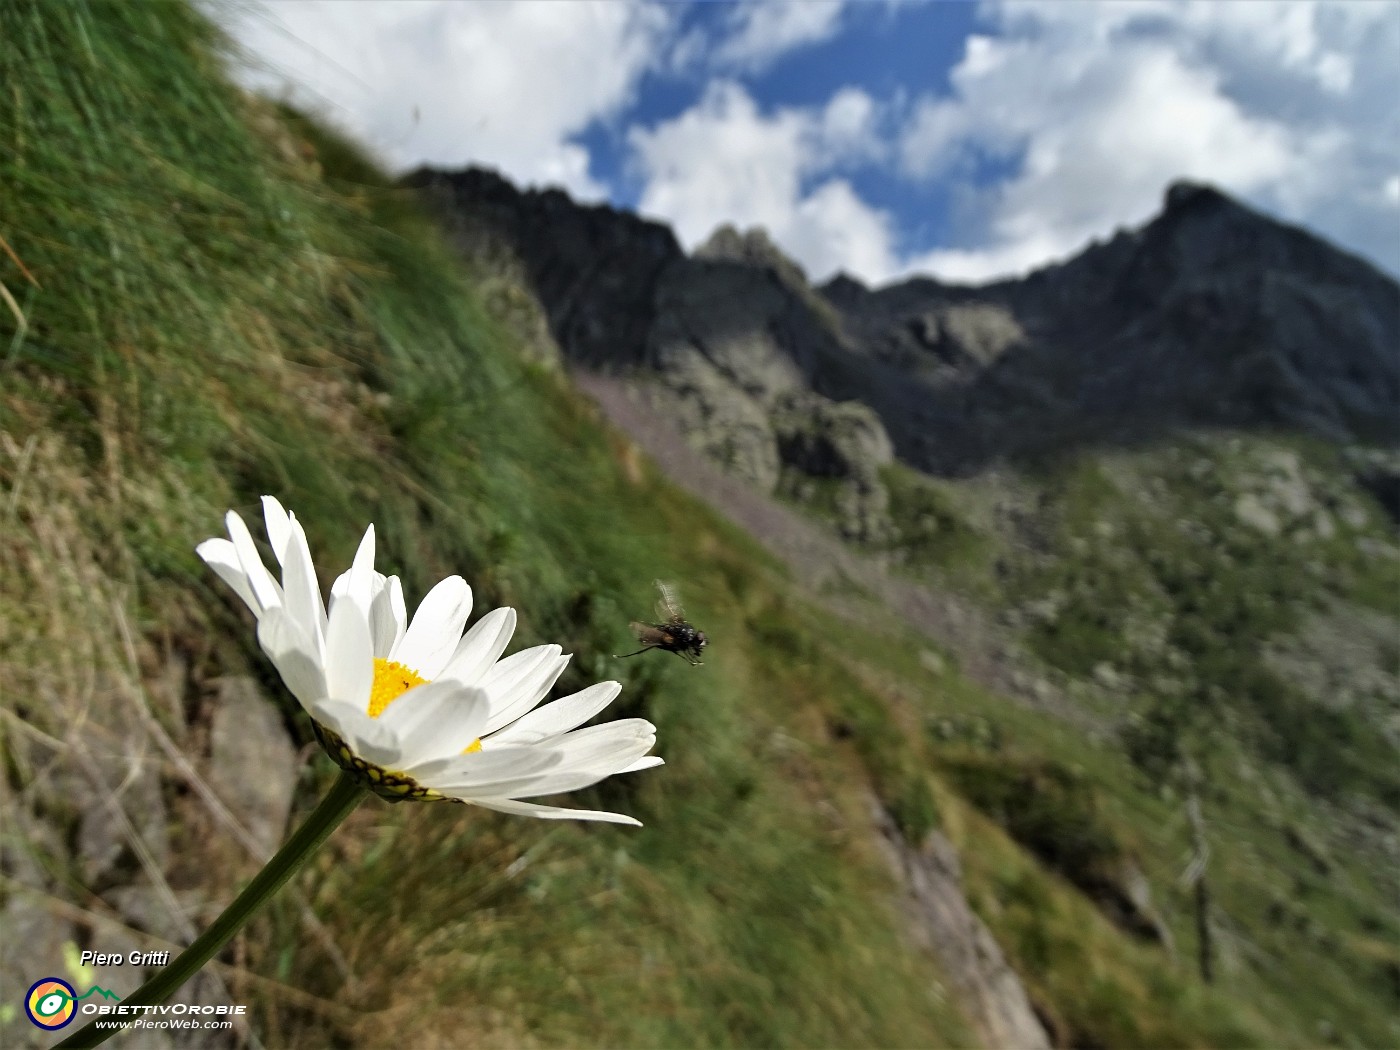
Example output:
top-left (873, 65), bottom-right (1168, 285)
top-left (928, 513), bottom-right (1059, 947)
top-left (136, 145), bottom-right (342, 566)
top-left (1163, 179), bottom-right (1237, 215)
top-left (409, 164), bottom-right (1400, 466)
top-left (697, 224), bottom-right (809, 284)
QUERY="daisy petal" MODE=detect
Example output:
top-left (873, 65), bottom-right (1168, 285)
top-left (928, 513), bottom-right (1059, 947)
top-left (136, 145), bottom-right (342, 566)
top-left (406, 750), bottom-right (562, 800)
top-left (483, 659), bottom-right (570, 737)
top-left (281, 514), bottom-right (326, 657)
top-left (440, 607), bottom-right (516, 687)
top-left (479, 642), bottom-right (557, 686)
top-left (395, 575), bottom-right (473, 678)
top-left (196, 538), bottom-right (259, 616)
top-left (427, 771), bottom-right (577, 798)
top-left (546, 722), bottom-right (655, 773)
top-left (339, 524), bottom-right (376, 615)
top-left (261, 496), bottom-right (292, 566)
top-left (378, 683), bottom-right (489, 764)
top-left (506, 757), bottom-right (656, 798)
top-left (408, 745), bottom-right (561, 788)
top-left (226, 510), bottom-right (281, 615)
top-left (367, 574), bottom-right (407, 659)
top-left (462, 797), bottom-right (642, 826)
top-left (487, 681), bottom-right (622, 746)
top-left (309, 699), bottom-right (403, 767)
top-left (255, 607), bottom-right (327, 709)
top-left (351, 524), bottom-right (376, 576)
top-left (324, 587), bottom-right (373, 709)
top-left (483, 651), bottom-right (570, 735)
top-left (619, 755), bottom-right (665, 774)
top-left (548, 718), bottom-right (656, 756)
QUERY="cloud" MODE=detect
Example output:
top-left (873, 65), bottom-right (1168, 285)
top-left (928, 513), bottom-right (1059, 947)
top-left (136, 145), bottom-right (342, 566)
top-left (628, 81), bottom-right (898, 282)
top-left (711, 0), bottom-right (848, 72)
top-left (896, 0), bottom-right (1400, 281)
top-left (789, 180), bottom-right (900, 282)
top-left (819, 86), bottom-right (884, 161)
top-left (224, 0), bottom-right (672, 198)
top-left (224, 0), bottom-right (1399, 285)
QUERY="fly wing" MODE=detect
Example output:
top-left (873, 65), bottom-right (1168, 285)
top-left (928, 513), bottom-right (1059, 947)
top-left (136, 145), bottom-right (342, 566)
top-left (630, 621), bottom-right (673, 647)
top-left (653, 579), bottom-right (685, 625)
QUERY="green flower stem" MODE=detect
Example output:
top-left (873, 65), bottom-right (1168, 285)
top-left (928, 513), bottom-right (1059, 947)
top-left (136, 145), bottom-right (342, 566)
top-left (57, 769), bottom-right (368, 1049)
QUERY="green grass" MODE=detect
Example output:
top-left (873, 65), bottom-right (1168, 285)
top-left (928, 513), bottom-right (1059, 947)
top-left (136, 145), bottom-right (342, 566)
top-left (876, 464), bottom-right (993, 583)
top-left (3, 3), bottom-right (1396, 1049)
top-left (810, 600), bottom-right (1400, 1049)
top-left (1005, 447), bottom-right (1400, 803)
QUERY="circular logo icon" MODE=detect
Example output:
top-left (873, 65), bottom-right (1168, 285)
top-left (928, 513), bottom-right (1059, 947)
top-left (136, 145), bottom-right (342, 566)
top-left (25, 977), bottom-right (77, 1030)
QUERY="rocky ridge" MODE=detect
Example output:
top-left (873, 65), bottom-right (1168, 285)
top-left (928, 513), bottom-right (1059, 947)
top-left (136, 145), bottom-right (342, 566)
top-left (406, 167), bottom-right (1399, 532)
top-left (824, 182), bottom-right (1400, 472)
top-left (407, 168), bottom-right (905, 540)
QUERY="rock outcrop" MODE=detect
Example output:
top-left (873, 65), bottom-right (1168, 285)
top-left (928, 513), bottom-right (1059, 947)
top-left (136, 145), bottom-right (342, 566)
top-left (870, 800), bottom-right (1052, 1050)
top-left (405, 166), bottom-right (682, 372)
top-left (408, 166), bottom-right (902, 520)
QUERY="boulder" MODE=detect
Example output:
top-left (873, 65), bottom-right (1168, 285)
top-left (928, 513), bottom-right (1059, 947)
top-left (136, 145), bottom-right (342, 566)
top-left (772, 391), bottom-right (894, 484)
top-left (649, 255), bottom-right (815, 405)
top-left (206, 676), bottom-right (297, 858)
top-left (871, 799), bottom-right (1052, 1050)
top-left (771, 392), bottom-right (896, 541)
top-left (696, 224), bottom-right (810, 296)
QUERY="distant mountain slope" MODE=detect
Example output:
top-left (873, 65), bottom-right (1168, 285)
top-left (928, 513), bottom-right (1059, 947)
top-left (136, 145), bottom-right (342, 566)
top-left (825, 181), bottom-right (1400, 471)
top-left (409, 168), bottom-right (1400, 485)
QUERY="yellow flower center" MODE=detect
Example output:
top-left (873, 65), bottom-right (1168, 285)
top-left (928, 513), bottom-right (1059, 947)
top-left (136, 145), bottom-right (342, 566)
top-left (367, 657), bottom-right (483, 754)
top-left (368, 658), bottom-right (427, 718)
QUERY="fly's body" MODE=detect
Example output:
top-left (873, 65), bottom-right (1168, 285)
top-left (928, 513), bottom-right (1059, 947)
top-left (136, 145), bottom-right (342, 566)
top-left (616, 580), bottom-right (707, 665)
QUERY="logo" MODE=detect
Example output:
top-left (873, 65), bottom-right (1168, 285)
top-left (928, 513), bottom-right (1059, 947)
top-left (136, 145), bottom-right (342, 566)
top-left (25, 978), bottom-right (77, 1030)
top-left (23, 979), bottom-right (122, 1030)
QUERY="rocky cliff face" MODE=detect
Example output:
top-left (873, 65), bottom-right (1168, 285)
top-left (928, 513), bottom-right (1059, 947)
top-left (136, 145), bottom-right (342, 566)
top-left (408, 167), bottom-right (1399, 492)
top-left (405, 166), bottom-right (682, 372)
top-left (826, 181), bottom-right (1400, 473)
top-left (870, 798), bottom-right (1052, 1050)
top-left (409, 167), bottom-right (902, 538)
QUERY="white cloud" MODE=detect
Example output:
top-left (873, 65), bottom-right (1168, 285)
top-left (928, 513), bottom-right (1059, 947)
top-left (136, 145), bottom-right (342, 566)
top-left (223, 0), bottom-right (672, 198)
top-left (791, 180), bottom-right (901, 282)
top-left (895, 0), bottom-right (1400, 281)
top-left (628, 82), bottom-right (897, 282)
top-left (819, 87), bottom-right (884, 161)
top-left (712, 0), bottom-right (848, 72)
top-left (222, 0), bottom-right (1400, 285)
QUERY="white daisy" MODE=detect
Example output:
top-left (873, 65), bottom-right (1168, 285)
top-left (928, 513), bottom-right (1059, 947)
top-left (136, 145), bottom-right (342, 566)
top-left (196, 497), bottom-right (661, 825)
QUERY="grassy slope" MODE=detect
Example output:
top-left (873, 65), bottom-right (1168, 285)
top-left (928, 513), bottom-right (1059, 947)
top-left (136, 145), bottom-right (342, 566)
top-left (3, 3), bottom-right (1389, 1049)
top-left (1, 5), bottom-right (966, 1047)
top-left (860, 441), bottom-right (1400, 1047)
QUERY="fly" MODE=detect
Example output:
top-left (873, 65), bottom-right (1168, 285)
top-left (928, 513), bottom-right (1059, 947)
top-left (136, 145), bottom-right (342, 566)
top-left (615, 580), bottom-right (708, 666)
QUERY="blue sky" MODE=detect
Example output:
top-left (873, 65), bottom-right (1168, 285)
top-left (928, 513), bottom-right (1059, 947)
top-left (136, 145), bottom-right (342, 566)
top-left (227, 0), bottom-right (1400, 286)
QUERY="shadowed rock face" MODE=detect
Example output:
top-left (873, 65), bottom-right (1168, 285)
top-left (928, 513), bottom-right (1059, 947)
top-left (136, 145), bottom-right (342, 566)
top-left (407, 167), bottom-right (1400, 484)
top-left (407, 165), bottom-right (902, 531)
top-left (823, 182), bottom-right (1400, 473)
top-left (403, 166), bottom-right (683, 372)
